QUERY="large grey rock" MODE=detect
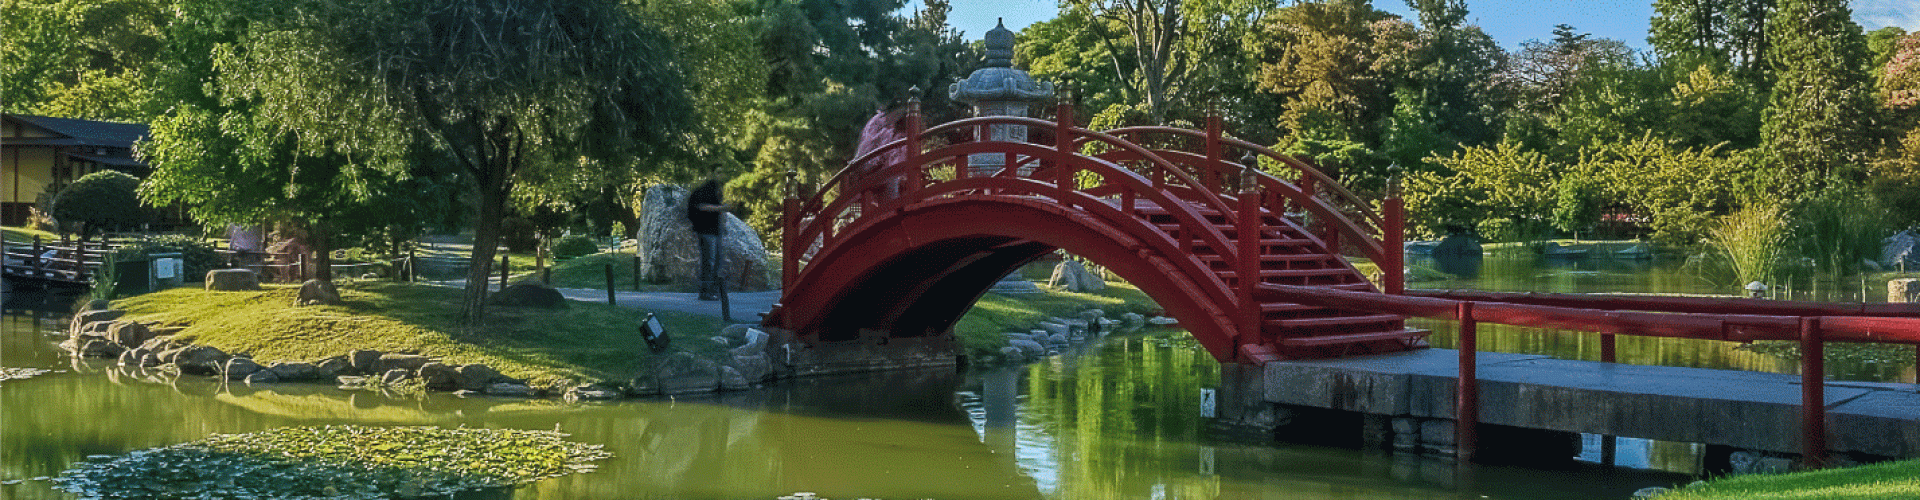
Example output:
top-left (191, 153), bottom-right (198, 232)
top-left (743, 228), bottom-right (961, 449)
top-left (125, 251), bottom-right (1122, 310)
top-left (222, 358), bottom-right (264, 380)
top-left (70, 309), bottom-right (125, 334)
top-left (730, 328), bottom-right (770, 357)
top-left (205, 269), bottom-right (262, 291)
top-left (106, 321), bottom-right (154, 348)
top-left (268, 362), bottom-right (321, 381)
top-left (564, 384), bottom-right (622, 402)
top-left (380, 368), bottom-right (412, 386)
top-left (655, 352), bottom-right (720, 395)
top-left (1883, 230), bottom-right (1919, 269)
top-left (418, 362), bottom-right (459, 390)
top-left (730, 354), bottom-right (772, 383)
top-left (1008, 339), bottom-right (1046, 358)
top-left (455, 364), bottom-right (505, 391)
top-left (1048, 260), bottom-right (1105, 292)
top-left (636, 184), bottom-right (774, 291)
top-left (348, 350), bottom-right (383, 374)
top-left (485, 382), bottom-right (537, 397)
top-left (296, 279), bottom-right (341, 306)
top-left (718, 366), bottom-right (751, 391)
top-left (375, 354), bottom-right (433, 373)
top-left (244, 370), bottom-right (280, 385)
top-left (1121, 312), bottom-right (1146, 329)
top-left (1892, 278), bottom-right (1919, 304)
top-left (489, 284), bottom-right (568, 309)
top-left (172, 345), bottom-right (230, 375)
top-left (315, 357), bottom-right (351, 378)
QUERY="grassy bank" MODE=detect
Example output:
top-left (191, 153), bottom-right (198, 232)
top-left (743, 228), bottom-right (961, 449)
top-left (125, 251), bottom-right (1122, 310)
top-left (1654, 458), bottom-right (1920, 499)
top-left (113, 282), bottom-right (726, 389)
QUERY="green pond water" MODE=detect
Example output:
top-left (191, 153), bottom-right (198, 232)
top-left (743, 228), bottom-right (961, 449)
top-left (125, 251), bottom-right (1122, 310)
top-left (4, 254), bottom-right (1905, 499)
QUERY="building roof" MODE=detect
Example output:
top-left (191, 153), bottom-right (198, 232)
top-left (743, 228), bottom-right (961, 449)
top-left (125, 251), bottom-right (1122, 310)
top-left (5, 114), bottom-right (150, 148)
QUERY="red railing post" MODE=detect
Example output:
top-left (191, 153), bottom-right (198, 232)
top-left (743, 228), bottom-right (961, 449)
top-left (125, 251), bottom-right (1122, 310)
top-left (1456, 301), bottom-right (1479, 463)
top-left (1056, 99), bottom-right (1076, 193)
top-left (1238, 164), bottom-right (1261, 348)
top-left (1800, 316), bottom-right (1827, 469)
top-left (906, 96), bottom-right (925, 194)
top-left (1205, 108), bottom-right (1223, 194)
top-left (1383, 194), bottom-right (1405, 295)
top-left (783, 169), bottom-right (800, 295)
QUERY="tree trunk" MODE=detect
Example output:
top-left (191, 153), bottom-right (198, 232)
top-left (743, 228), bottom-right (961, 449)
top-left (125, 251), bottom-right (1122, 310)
top-left (311, 224), bottom-right (333, 282)
top-left (461, 178), bottom-right (508, 323)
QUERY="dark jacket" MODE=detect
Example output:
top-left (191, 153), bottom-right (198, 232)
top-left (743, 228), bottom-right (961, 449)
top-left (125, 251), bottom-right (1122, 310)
top-left (687, 181), bottom-right (723, 235)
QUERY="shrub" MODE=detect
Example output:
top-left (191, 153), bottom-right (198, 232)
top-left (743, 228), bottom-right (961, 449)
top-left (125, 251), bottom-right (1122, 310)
top-left (1789, 184), bottom-right (1889, 276)
top-left (50, 171), bottom-right (144, 238)
top-left (500, 217), bottom-right (539, 253)
top-left (549, 235), bottom-right (599, 261)
top-left (112, 235), bottom-right (220, 282)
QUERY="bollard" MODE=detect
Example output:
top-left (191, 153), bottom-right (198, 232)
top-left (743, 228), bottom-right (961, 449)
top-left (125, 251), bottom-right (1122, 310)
top-left (632, 254), bottom-right (641, 292)
top-left (499, 253), bottom-right (509, 291)
top-left (605, 263), bottom-right (616, 306)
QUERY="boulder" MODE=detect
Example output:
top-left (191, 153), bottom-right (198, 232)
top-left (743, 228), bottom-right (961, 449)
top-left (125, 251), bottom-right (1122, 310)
top-left (1036, 321), bottom-right (1071, 338)
top-left (655, 352), bottom-right (720, 395)
top-left (268, 362), bottom-right (321, 381)
top-left (489, 284), bottom-right (568, 309)
top-left (348, 350), bottom-right (384, 374)
top-left (718, 366), bottom-right (751, 391)
top-left (1008, 339), bottom-right (1046, 358)
top-left (118, 348), bottom-right (150, 367)
top-left (1048, 259), bottom-right (1106, 292)
top-left (375, 353), bottom-right (433, 373)
top-left (106, 321), bottom-right (154, 348)
top-left (636, 184), bottom-right (775, 291)
top-left (729, 353), bottom-right (772, 383)
top-left (418, 362), bottom-right (459, 390)
top-left (222, 358), bottom-right (264, 380)
top-left (244, 370), bottom-right (280, 385)
top-left (1046, 333), bottom-right (1069, 346)
top-left (296, 279), bottom-right (341, 306)
top-left (70, 309), bottom-right (125, 333)
top-left (315, 357), bottom-right (351, 378)
top-left (380, 368), bottom-right (412, 386)
top-left (730, 328), bottom-right (769, 357)
top-left (82, 299), bottom-right (112, 311)
top-left (1147, 316), bottom-right (1179, 326)
top-left (998, 346), bottom-right (1026, 362)
top-left (485, 382), bottom-right (537, 397)
top-left (564, 384), bottom-right (622, 402)
top-left (626, 375), bottom-right (662, 397)
top-left (139, 336), bottom-right (180, 353)
top-left (68, 338), bottom-right (124, 358)
top-left (1884, 230), bottom-right (1919, 269)
top-left (205, 269), bottom-right (262, 291)
top-left (337, 375), bottom-right (369, 387)
top-left (1079, 309), bottom-right (1105, 326)
top-left (172, 345), bottom-right (230, 375)
top-left (454, 364), bottom-right (505, 392)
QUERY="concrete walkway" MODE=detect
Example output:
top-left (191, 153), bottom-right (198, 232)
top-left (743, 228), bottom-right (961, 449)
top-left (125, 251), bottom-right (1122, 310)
top-left (1262, 349), bottom-right (1920, 458)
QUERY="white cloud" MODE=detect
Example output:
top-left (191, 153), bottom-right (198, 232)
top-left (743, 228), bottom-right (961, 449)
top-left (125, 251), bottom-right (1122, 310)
top-left (1855, 0), bottom-right (1920, 31)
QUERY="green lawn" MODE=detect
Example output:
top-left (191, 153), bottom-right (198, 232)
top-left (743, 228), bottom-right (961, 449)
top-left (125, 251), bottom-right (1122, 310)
top-left (1654, 459), bottom-right (1920, 500)
top-left (113, 281), bottom-right (727, 389)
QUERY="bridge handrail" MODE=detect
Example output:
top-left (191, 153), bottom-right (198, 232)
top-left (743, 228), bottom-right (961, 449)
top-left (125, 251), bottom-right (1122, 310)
top-left (1258, 283), bottom-right (1920, 344)
top-left (790, 115), bottom-right (1246, 282)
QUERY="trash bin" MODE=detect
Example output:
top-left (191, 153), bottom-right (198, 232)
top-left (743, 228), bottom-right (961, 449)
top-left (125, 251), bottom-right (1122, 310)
top-left (113, 255), bottom-right (150, 295)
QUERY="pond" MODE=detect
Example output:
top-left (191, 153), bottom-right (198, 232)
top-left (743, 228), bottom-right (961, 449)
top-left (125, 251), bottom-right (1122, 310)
top-left (1, 283), bottom-right (1698, 500)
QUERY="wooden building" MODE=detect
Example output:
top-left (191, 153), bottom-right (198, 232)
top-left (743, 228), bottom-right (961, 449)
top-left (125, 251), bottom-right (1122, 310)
top-left (1, 114), bottom-right (151, 226)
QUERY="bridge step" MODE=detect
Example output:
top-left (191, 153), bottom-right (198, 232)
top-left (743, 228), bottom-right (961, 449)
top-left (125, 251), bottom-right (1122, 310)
top-left (1276, 328), bottom-right (1430, 347)
top-left (1265, 314), bottom-right (1404, 330)
top-left (1217, 268), bottom-right (1360, 280)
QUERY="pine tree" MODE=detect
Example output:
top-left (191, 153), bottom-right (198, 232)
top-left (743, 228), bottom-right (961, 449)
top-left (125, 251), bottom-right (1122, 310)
top-left (1761, 0), bottom-right (1880, 182)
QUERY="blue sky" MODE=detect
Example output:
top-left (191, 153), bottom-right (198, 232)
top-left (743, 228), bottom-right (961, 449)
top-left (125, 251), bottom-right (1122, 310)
top-left (932, 0), bottom-right (1919, 52)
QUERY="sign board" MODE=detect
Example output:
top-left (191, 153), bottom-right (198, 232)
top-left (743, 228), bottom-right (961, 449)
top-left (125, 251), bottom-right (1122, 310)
top-left (155, 258), bottom-right (181, 279)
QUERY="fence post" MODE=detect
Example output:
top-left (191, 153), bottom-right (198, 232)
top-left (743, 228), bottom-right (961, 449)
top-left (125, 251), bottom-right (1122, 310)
top-left (499, 253), bottom-right (509, 291)
top-left (1800, 316), bottom-right (1827, 469)
top-left (1456, 301), bottom-right (1478, 463)
top-left (605, 263), bottom-right (616, 306)
top-left (1382, 192), bottom-right (1405, 295)
top-left (783, 169), bottom-right (800, 296)
top-left (407, 248), bottom-right (416, 282)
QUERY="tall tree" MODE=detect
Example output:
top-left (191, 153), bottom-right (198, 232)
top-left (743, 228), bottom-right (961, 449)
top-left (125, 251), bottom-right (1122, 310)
top-left (218, 0), bottom-right (693, 321)
top-left (1376, 0), bottom-right (1506, 170)
top-left (1649, 0), bottom-right (1773, 86)
top-left (1061, 0), bottom-right (1273, 124)
top-left (1761, 0), bottom-right (1880, 183)
top-left (0, 0), bottom-right (174, 120)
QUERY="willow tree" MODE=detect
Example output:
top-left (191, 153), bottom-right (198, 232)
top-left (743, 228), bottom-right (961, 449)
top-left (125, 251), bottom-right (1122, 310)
top-left (223, 0), bottom-right (691, 321)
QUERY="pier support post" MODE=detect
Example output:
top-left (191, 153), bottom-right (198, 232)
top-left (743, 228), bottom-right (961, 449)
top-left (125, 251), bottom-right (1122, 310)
top-left (1800, 317), bottom-right (1827, 469)
top-left (1456, 302), bottom-right (1478, 463)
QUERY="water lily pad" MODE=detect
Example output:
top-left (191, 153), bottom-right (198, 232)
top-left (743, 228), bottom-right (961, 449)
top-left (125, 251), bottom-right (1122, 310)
top-left (54, 425), bottom-right (610, 499)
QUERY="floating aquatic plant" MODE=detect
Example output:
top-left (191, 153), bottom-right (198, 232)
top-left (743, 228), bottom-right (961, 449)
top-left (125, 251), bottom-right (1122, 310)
top-left (54, 425), bottom-right (609, 499)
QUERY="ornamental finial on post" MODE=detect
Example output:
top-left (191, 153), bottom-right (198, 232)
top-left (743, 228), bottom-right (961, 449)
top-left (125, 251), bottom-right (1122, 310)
top-left (785, 168), bottom-right (799, 199)
top-left (1240, 152), bottom-right (1259, 193)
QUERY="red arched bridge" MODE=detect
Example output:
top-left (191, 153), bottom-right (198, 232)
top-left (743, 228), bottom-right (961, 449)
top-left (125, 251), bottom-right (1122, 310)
top-left (763, 102), bottom-right (1417, 368)
top-left (758, 101), bottom-right (1920, 466)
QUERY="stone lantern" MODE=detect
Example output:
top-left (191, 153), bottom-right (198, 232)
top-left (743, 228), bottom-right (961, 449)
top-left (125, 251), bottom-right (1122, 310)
top-left (949, 19), bottom-right (1055, 176)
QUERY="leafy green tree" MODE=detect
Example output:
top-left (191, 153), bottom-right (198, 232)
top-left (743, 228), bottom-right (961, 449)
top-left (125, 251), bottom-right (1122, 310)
top-left (208, 0), bottom-right (693, 320)
top-left (1503, 25), bottom-right (1633, 115)
top-left (0, 0), bottom-right (174, 120)
top-left (1257, 0), bottom-right (1396, 143)
top-left (1649, 0), bottom-right (1773, 86)
top-left (50, 170), bottom-right (144, 240)
top-left (1761, 0), bottom-right (1881, 184)
top-left (1375, 0), bottom-right (1506, 170)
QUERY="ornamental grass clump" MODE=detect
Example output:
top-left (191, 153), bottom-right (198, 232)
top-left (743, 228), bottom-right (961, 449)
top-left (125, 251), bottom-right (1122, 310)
top-left (1707, 204), bottom-right (1789, 287)
top-left (54, 426), bottom-right (609, 499)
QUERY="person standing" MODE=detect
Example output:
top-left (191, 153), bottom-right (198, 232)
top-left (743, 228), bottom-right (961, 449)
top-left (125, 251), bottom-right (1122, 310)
top-left (686, 179), bottom-right (729, 301)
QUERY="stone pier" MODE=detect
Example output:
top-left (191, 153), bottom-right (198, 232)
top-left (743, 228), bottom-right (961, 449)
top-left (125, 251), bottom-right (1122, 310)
top-left (1217, 349), bottom-right (1920, 467)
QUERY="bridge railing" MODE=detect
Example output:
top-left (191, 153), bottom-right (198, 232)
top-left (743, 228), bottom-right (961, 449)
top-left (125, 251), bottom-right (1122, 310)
top-left (1256, 282), bottom-right (1920, 467)
top-left (784, 103), bottom-right (1252, 299)
top-left (0, 236), bottom-right (115, 283)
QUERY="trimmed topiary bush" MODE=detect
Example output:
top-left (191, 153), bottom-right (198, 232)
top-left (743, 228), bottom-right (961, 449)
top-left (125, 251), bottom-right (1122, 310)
top-left (50, 170), bottom-right (144, 238)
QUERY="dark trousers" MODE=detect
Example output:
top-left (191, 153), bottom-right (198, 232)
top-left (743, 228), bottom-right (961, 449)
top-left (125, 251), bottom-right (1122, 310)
top-left (697, 232), bottom-right (723, 299)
